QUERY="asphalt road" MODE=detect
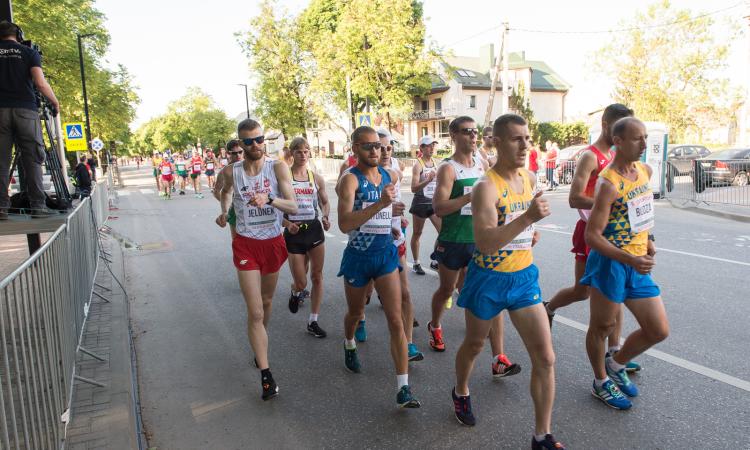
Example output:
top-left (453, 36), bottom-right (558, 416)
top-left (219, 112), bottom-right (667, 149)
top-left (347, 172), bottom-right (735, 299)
top-left (110, 164), bottom-right (749, 449)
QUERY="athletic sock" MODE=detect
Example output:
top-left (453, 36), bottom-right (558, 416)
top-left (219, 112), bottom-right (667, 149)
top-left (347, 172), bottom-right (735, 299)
top-left (345, 339), bottom-right (356, 350)
top-left (396, 374), bottom-right (408, 390)
top-left (413, 260), bottom-right (420, 265)
top-left (594, 377), bottom-right (609, 387)
top-left (608, 345), bottom-right (621, 354)
top-left (309, 313), bottom-right (318, 324)
top-left (607, 356), bottom-right (626, 372)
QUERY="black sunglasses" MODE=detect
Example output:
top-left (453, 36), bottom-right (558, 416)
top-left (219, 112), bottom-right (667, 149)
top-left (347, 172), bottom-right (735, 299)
top-left (241, 136), bottom-right (265, 146)
top-left (358, 142), bottom-right (382, 151)
top-left (228, 150), bottom-right (243, 155)
top-left (460, 128), bottom-right (479, 136)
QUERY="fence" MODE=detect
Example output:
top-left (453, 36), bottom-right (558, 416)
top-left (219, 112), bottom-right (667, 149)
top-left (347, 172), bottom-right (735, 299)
top-left (664, 160), bottom-right (750, 207)
top-left (0, 180), bottom-right (109, 449)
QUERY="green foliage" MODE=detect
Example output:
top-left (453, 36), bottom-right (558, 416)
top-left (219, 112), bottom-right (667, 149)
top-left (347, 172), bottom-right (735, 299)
top-left (238, 0), bottom-right (311, 137)
top-left (535, 122), bottom-right (589, 147)
top-left (594, 0), bottom-right (741, 142)
top-left (132, 88), bottom-right (235, 154)
top-left (13, 0), bottom-right (139, 152)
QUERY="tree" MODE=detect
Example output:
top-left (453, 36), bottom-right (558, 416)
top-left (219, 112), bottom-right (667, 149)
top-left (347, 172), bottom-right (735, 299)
top-left (509, 81), bottom-right (538, 138)
top-left (594, 0), bottom-right (741, 142)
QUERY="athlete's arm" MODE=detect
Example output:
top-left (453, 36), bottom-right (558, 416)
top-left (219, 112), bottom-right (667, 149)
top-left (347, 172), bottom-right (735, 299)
top-left (432, 163), bottom-right (468, 217)
top-left (270, 161), bottom-right (298, 215)
top-left (585, 179), bottom-right (654, 274)
top-left (568, 151), bottom-right (597, 210)
top-left (314, 172), bottom-right (331, 230)
top-left (387, 168), bottom-right (406, 217)
top-left (338, 161), bottom-right (349, 179)
top-left (216, 168), bottom-right (234, 227)
top-left (337, 173), bottom-right (395, 233)
top-left (213, 170), bottom-right (225, 201)
top-left (473, 178), bottom-right (549, 255)
top-left (410, 161), bottom-right (429, 193)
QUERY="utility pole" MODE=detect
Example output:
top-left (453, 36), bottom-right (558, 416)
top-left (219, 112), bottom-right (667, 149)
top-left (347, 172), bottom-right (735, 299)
top-left (238, 84), bottom-right (250, 119)
top-left (484, 22), bottom-right (509, 127)
top-left (0, 0), bottom-right (12, 22)
top-left (346, 74), bottom-right (353, 134)
top-left (77, 33), bottom-right (95, 152)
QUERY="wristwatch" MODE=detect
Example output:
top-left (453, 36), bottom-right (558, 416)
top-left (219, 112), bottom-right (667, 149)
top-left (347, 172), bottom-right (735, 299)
top-left (267, 195), bottom-right (275, 206)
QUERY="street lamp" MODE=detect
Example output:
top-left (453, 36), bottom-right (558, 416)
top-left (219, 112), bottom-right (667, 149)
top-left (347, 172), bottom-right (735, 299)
top-left (238, 83), bottom-right (250, 119)
top-left (77, 33), bottom-right (95, 152)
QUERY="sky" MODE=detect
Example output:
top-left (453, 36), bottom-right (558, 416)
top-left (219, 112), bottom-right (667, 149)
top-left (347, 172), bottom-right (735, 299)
top-left (95, 0), bottom-right (749, 128)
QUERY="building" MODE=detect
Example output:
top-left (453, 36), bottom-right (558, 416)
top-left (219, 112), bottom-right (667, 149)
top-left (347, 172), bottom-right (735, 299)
top-left (404, 45), bottom-right (570, 150)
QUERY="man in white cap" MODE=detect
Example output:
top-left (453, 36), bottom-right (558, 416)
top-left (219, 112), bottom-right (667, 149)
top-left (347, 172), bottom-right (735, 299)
top-left (409, 135), bottom-right (441, 274)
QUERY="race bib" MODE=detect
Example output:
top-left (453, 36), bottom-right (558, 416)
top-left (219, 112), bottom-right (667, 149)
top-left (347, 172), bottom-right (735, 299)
top-left (289, 190), bottom-right (316, 221)
top-left (176, 164), bottom-right (185, 172)
top-left (161, 166), bottom-right (172, 175)
top-left (220, 159), bottom-right (228, 165)
top-left (392, 217), bottom-right (405, 247)
top-left (207, 163), bottom-right (214, 170)
top-left (423, 181), bottom-right (436, 198)
top-left (361, 202), bottom-right (392, 234)
top-left (627, 193), bottom-right (654, 233)
top-left (193, 163), bottom-right (201, 172)
top-left (501, 211), bottom-right (534, 251)
top-left (241, 191), bottom-right (277, 232)
top-left (461, 186), bottom-right (473, 215)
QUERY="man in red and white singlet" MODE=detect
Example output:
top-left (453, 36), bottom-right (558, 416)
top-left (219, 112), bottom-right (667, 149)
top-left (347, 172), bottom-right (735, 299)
top-left (544, 104), bottom-right (643, 372)
top-left (216, 119), bottom-right (297, 401)
top-left (189, 152), bottom-right (204, 198)
top-left (159, 158), bottom-right (175, 199)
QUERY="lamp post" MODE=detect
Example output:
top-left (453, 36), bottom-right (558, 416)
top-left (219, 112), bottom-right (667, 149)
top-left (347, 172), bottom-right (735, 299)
top-left (77, 33), bottom-right (95, 152)
top-left (238, 84), bottom-right (250, 119)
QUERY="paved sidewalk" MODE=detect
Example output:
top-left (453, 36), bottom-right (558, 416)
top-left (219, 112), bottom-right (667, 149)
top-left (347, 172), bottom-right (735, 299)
top-left (65, 235), bottom-right (145, 449)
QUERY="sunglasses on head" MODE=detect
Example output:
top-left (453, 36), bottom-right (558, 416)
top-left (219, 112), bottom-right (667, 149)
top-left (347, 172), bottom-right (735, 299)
top-left (241, 136), bottom-right (265, 146)
top-left (358, 142), bottom-right (382, 151)
top-left (460, 128), bottom-right (479, 136)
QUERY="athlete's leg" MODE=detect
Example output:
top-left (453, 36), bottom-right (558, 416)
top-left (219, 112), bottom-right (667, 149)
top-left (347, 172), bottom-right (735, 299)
top-left (308, 243), bottom-right (325, 316)
top-left (488, 313), bottom-right (505, 356)
top-left (585, 287), bottom-right (621, 380)
top-left (410, 215), bottom-right (426, 263)
top-left (430, 265), bottom-right (460, 327)
top-left (237, 270), bottom-right (269, 368)
top-left (455, 309), bottom-right (493, 394)
top-left (374, 270), bottom-right (408, 374)
top-left (427, 214), bottom-right (442, 233)
top-left (260, 271), bottom-right (280, 328)
top-left (287, 253), bottom-right (308, 293)
top-left (608, 306), bottom-right (625, 348)
top-left (344, 283), bottom-right (368, 340)
top-left (547, 258), bottom-right (590, 310)
top-left (614, 297), bottom-right (669, 365)
top-left (508, 303), bottom-right (556, 435)
top-left (398, 254), bottom-right (414, 343)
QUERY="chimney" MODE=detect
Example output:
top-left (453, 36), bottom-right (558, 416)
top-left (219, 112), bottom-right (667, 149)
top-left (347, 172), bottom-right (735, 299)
top-left (478, 43), bottom-right (494, 74)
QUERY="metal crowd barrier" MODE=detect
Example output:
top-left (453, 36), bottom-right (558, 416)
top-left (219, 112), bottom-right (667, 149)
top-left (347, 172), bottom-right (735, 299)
top-left (664, 160), bottom-right (750, 207)
top-left (0, 180), bottom-right (109, 449)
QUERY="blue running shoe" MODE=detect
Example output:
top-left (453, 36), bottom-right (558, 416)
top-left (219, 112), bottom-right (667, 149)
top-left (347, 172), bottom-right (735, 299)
top-left (355, 320), bottom-right (367, 342)
top-left (452, 388), bottom-right (476, 426)
top-left (397, 385), bottom-right (421, 408)
top-left (408, 343), bottom-right (424, 362)
top-left (606, 359), bottom-right (639, 397)
top-left (591, 379), bottom-right (632, 410)
top-left (344, 345), bottom-right (361, 373)
top-left (607, 351), bottom-right (643, 373)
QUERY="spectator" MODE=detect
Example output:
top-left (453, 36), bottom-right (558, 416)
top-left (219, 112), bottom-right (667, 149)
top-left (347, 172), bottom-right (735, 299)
top-left (74, 155), bottom-right (92, 198)
top-left (529, 143), bottom-right (540, 174)
top-left (0, 20), bottom-right (60, 219)
top-left (546, 142), bottom-right (558, 190)
top-left (87, 153), bottom-right (98, 181)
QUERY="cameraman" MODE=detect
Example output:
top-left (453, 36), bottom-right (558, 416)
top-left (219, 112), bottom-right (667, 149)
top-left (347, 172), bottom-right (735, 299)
top-left (0, 21), bottom-right (60, 219)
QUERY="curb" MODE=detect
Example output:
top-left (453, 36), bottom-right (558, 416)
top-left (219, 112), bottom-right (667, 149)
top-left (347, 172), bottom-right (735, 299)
top-left (665, 199), bottom-right (750, 223)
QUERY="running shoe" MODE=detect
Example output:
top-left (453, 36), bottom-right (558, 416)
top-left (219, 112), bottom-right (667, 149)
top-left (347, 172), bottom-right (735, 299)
top-left (452, 388), bottom-right (476, 426)
top-left (355, 320), bottom-right (367, 342)
top-left (430, 260), bottom-right (438, 270)
top-left (307, 321), bottom-right (327, 338)
top-left (413, 319), bottom-right (419, 328)
top-left (288, 290), bottom-right (303, 314)
top-left (606, 359), bottom-right (639, 397)
top-left (412, 263), bottom-right (426, 275)
top-left (158, 191), bottom-right (164, 197)
top-left (396, 385), bottom-right (421, 408)
top-left (179, 190), bottom-right (185, 195)
top-left (261, 375), bottom-right (279, 401)
top-left (427, 322), bottom-right (445, 352)
top-left (531, 434), bottom-right (566, 450)
top-left (543, 301), bottom-right (555, 328)
top-left (608, 350), bottom-right (643, 373)
top-left (408, 343), bottom-right (424, 362)
top-left (591, 379), bottom-right (632, 410)
top-left (492, 354), bottom-right (522, 378)
top-left (344, 345), bottom-right (361, 373)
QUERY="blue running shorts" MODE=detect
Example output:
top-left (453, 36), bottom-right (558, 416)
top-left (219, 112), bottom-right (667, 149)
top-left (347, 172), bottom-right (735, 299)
top-left (457, 262), bottom-right (542, 320)
top-left (580, 250), bottom-right (660, 303)
top-left (338, 244), bottom-right (401, 287)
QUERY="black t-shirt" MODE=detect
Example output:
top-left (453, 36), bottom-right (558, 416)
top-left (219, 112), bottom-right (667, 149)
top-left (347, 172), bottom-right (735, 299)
top-left (74, 163), bottom-right (92, 189)
top-left (0, 40), bottom-right (41, 110)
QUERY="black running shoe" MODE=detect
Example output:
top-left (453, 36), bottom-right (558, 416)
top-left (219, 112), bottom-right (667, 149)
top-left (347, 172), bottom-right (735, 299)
top-left (288, 291), bottom-right (302, 314)
top-left (413, 319), bottom-right (419, 328)
top-left (531, 434), bottom-right (566, 450)
top-left (344, 345), bottom-right (361, 373)
top-left (261, 377), bottom-right (279, 401)
top-left (543, 301), bottom-right (555, 328)
top-left (452, 388), bottom-right (476, 426)
top-left (412, 263), bottom-right (426, 275)
top-left (307, 321), bottom-right (327, 338)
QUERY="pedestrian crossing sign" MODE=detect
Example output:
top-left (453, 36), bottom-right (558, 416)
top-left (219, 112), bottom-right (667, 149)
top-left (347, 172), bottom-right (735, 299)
top-left (356, 113), bottom-right (372, 127)
top-left (63, 122), bottom-right (87, 151)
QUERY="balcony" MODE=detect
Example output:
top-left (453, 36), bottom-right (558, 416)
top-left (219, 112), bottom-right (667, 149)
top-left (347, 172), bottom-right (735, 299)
top-left (408, 106), bottom-right (457, 121)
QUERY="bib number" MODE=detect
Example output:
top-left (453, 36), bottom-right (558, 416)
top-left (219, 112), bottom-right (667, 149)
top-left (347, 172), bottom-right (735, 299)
top-left (221, 159), bottom-right (228, 165)
top-left (289, 191), bottom-right (316, 221)
top-left (501, 211), bottom-right (534, 250)
top-left (627, 193), bottom-right (654, 233)
top-left (361, 202), bottom-right (392, 234)
top-left (207, 163), bottom-right (214, 170)
top-left (461, 186), bottom-right (473, 215)
top-left (161, 167), bottom-right (172, 175)
top-left (241, 191), bottom-right (277, 232)
top-left (193, 163), bottom-right (201, 172)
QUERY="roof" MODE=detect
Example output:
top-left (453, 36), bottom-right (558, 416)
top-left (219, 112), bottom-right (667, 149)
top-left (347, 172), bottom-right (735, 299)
top-left (442, 52), bottom-right (570, 92)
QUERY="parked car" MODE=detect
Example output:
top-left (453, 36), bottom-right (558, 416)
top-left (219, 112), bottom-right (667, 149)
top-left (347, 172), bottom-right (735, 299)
top-left (694, 147), bottom-right (750, 193)
top-left (665, 144), bottom-right (710, 192)
top-left (555, 144), bottom-right (588, 184)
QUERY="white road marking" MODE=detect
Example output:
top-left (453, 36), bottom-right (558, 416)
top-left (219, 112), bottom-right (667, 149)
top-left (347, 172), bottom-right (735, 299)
top-left (537, 228), bottom-right (750, 267)
top-left (407, 261), bottom-right (750, 392)
top-left (139, 188), bottom-right (154, 194)
top-left (117, 191), bottom-right (130, 196)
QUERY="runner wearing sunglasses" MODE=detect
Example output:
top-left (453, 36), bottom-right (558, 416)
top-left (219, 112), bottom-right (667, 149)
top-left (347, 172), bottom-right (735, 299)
top-left (214, 140), bottom-right (243, 238)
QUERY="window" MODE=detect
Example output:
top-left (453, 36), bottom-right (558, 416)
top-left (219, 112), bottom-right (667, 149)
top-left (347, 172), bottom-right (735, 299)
top-left (469, 95), bottom-right (476, 108)
top-left (455, 69), bottom-right (476, 77)
top-left (434, 98), bottom-right (442, 112)
top-left (421, 100), bottom-right (428, 111)
top-left (438, 120), bottom-right (450, 138)
top-left (421, 126), bottom-right (428, 137)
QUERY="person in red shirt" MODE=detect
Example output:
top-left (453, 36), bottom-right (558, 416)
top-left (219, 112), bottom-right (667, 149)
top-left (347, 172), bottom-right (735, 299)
top-left (159, 158), bottom-right (175, 199)
top-left (529, 144), bottom-right (539, 173)
top-left (189, 151), bottom-right (204, 198)
top-left (545, 142), bottom-right (558, 190)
